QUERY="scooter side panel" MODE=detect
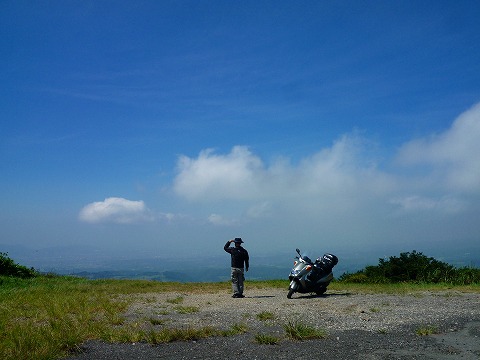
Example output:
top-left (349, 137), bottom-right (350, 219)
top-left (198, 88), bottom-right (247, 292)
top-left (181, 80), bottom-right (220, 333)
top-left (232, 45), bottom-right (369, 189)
top-left (317, 272), bottom-right (334, 283)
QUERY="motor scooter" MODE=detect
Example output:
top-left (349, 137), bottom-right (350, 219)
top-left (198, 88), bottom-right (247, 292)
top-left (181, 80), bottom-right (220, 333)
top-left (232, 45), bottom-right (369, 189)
top-left (287, 248), bottom-right (338, 299)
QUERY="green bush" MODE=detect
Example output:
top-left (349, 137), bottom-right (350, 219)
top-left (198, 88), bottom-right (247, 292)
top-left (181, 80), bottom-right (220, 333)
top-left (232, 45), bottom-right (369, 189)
top-left (454, 267), bottom-right (480, 285)
top-left (338, 272), bottom-right (369, 283)
top-left (339, 250), bottom-right (480, 285)
top-left (0, 252), bottom-right (37, 278)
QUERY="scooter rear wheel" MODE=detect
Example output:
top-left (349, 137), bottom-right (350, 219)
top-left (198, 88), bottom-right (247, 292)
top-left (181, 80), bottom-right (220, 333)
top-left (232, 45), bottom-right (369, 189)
top-left (315, 286), bottom-right (327, 296)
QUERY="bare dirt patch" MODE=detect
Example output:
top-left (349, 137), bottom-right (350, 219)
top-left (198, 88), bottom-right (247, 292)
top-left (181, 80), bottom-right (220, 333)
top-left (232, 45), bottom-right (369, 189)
top-left (66, 288), bottom-right (480, 359)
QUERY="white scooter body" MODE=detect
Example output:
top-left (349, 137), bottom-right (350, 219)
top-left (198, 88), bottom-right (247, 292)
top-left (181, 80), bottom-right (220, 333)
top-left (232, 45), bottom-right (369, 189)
top-left (287, 248), bottom-right (336, 299)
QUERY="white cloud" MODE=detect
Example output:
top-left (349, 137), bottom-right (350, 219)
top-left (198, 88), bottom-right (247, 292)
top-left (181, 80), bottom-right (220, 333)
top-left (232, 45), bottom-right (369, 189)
top-left (390, 195), bottom-right (466, 214)
top-left (208, 213), bottom-right (238, 226)
top-left (246, 201), bottom-right (272, 219)
top-left (173, 134), bottom-right (389, 203)
top-left (174, 146), bottom-right (264, 200)
top-left (79, 197), bottom-right (153, 224)
top-left (396, 102), bottom-right (480, 192)
top-left (172, 103), bottom-right (480, 232)
top-left (161, 212), bottom-right (177, 222)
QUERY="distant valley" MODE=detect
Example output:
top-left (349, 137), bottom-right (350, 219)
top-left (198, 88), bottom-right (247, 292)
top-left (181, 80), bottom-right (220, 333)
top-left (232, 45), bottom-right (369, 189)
top-left (2, 243), bottom-right (478, 283)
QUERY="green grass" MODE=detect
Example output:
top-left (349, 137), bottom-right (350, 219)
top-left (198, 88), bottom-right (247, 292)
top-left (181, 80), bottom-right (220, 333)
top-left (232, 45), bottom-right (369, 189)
top-left (0, 276), bottom-right (131, 360)
top-left (283, 320), bottom-right (328, 340)
top-left (256, 311), bottom-right (275, 321)
top-left (174, 305), bottom-right (199, 314)
top-left (149, 317), bottom-right (166, 326)
top-left (1, 276), bottom-right (479, 360)
top-left (101, 322), bottom-right (247, 344)
top-left (146, 327), bottom-right (217, 343)
top-left (220, 323), bottom-right (249, 336)
top-left (166, 296), bottom-right (184, 304)
top-left (254, 333), bottom-right (280, 344)
top-left (101, 325), bottom-right (219, 344)
top-left (415, 325), bottom-right (439, 336)
top-left (328, 281), bottom-right (480, 294)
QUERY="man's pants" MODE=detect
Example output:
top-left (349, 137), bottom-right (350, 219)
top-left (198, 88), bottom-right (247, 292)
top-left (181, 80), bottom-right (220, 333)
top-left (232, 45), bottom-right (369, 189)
top-left (231, 267), bottom-right (245, 295)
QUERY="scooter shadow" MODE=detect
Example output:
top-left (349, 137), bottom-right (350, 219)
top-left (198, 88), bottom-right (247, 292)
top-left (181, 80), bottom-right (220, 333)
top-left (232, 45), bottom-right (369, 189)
top-left (293, 292), bottom-right (352, 299)
top-left (247, 293), bottom-right (352, 299)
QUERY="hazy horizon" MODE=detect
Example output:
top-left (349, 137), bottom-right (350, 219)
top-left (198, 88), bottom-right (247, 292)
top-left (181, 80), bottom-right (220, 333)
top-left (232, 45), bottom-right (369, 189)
top-left (4, 240), bottom-right (479, 283)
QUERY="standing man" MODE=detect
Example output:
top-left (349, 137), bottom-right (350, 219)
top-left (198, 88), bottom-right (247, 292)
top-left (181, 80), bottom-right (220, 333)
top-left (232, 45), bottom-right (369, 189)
top-left (224, 237), bottom-right (249, 298)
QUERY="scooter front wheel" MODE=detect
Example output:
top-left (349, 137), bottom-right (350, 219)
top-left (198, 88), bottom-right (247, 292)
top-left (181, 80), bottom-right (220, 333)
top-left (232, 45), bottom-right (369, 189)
top-left (287, 281), bottom-right (297, 299)
top-left (287, 287), bottom-right (295, 299)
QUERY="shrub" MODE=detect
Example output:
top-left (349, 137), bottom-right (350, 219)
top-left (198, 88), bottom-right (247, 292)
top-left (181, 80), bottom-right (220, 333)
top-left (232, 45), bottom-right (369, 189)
top-left (454, 267), bottom-right (480, 285)
top-left (0, 252), bottom-right (37, 278)
top-left (337, 272), bottom-right (369, 283)
top-left (339, 250), bottom-right (480, 285)
top-left (365, 251), bottom-right (454, 283)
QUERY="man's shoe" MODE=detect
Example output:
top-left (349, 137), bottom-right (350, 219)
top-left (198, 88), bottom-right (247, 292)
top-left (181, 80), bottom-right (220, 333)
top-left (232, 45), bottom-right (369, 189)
top-left (232, 294), bottom-right (239, 298)
top-left (238, 294), bottom-right (245, 298)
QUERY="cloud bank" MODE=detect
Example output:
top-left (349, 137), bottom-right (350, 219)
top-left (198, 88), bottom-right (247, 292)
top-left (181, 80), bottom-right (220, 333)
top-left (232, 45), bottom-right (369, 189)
top-left (173, 102), bottom-right (480, 227)
top-left (396, 102), bottom-right (480, 193)
top-left (78, 103), bottom-right (480, 254)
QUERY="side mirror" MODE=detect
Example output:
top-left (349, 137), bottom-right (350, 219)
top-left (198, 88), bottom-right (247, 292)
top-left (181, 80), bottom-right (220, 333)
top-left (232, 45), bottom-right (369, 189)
top-left (296, 248), bottom-right (301, 256)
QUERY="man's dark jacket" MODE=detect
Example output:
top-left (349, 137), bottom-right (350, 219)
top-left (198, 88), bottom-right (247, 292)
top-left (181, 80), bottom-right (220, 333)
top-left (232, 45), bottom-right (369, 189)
top-left (224, 242), bottom-right (249, 270)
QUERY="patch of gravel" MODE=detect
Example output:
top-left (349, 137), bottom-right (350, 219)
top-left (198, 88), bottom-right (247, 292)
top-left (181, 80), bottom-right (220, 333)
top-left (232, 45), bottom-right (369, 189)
top-left (65, 288), bottom-right (480, 360)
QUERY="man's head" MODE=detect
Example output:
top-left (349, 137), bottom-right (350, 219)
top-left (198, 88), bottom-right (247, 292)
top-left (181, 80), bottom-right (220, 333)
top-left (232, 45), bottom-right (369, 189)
top-left (234, 237), bottom-right (243, 246)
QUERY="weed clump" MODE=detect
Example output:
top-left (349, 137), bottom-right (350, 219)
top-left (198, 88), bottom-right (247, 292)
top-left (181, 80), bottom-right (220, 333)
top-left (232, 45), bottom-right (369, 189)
top-left (166, 296), bottom-right (184, 304)
top-left (174, 305), bottom-right (199, 314)
top-left (283, 320), bottom-right (328, 340)
top-left (220, 323), bottom-right (248, 336)
top-left (254, 333), bottom-right (280, 344)
top-left (416, 325), bottom-right (439, 336)
top-left (257, 311), bottom-right (275, 321)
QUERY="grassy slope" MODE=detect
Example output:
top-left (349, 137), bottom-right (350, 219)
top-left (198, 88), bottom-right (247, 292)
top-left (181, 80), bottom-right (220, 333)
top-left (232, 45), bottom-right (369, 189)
top-left (1, 276), bottom-right (479, 360)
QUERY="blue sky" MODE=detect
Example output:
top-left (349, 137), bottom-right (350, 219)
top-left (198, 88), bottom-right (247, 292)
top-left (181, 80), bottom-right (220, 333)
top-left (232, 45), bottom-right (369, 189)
top-left (1, 1), bottom-right (480, 267)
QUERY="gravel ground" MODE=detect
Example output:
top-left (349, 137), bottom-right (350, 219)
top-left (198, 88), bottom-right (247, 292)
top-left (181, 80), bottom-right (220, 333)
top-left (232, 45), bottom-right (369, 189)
top-left (64, 288), bottom-right (480, 360)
